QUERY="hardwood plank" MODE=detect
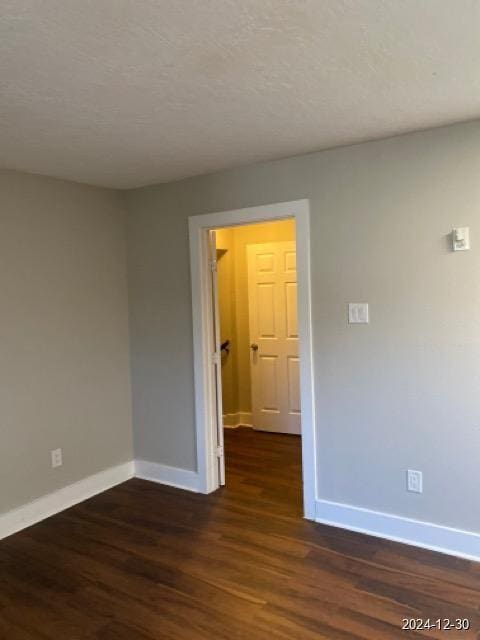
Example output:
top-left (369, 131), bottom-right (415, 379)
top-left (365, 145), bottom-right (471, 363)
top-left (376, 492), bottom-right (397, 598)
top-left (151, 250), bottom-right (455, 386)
top-left (0, 427), bottom-right (478, 639)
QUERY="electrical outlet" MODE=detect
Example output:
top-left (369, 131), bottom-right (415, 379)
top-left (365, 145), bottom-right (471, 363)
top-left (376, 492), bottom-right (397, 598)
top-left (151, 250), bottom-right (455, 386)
top-left (51, 448), bottom-right (63, 468)
top-left (407, 469), bottom-right (422, 493)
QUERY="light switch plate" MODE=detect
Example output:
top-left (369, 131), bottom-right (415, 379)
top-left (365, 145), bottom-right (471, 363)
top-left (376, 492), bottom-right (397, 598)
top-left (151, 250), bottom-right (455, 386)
top-left (452, 227), bottom-right (470, 251)
top-left (348, 303), bottom-right (369, 324)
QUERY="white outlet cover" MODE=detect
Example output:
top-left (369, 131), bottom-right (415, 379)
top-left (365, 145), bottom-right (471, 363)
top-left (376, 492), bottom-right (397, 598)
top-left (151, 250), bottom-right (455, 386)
top-left (51, 448), bottom-right (63, 468)
top-left (348, 303), bottom-right (369, 324)
top-left (407, 469), bottom-right (423, 493)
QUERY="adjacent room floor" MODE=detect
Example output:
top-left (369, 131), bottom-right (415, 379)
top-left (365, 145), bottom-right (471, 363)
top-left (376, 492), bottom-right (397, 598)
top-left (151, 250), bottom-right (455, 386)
top-left (0, 428), bottom-right (479, 639)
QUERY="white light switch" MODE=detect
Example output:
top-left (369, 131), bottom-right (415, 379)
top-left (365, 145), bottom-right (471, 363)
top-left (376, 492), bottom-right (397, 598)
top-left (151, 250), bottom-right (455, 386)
top-left (348, 303), bottom-right (369, 324)
top-left (452, 227), bottom-right (470, 251)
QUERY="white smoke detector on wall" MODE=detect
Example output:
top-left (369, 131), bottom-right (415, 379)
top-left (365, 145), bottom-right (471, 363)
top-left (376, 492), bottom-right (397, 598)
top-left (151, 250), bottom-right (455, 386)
top-left (452, 227), bottom-right (470, 251)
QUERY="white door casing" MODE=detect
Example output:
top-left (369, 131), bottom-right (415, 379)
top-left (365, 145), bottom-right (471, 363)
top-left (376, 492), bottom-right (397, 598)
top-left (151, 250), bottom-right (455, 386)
top-left (247, 241), bottom-right (300, 434)
top-left (188, 199), bottom-right (316, 520)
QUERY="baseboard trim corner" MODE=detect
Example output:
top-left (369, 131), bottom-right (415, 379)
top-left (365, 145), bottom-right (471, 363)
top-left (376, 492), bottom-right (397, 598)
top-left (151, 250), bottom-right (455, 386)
top-left (223, 411), bottom-right (253, 428)
top-left (0, 461), bottom-right (134, 541)
top-left (315, 499), bottom-right (480, 563)
top-left (134, 460), bottom-right (200, 492)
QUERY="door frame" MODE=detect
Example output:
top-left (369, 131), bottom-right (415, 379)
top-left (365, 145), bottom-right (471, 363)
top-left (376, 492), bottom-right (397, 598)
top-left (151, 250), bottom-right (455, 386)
top-left (188, 199), bottom-right (317, 519)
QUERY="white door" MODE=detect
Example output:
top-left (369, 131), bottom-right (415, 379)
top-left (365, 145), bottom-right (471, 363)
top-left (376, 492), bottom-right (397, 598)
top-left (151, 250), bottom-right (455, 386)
top-left (247, 241), bottom-right (301, 434)
top-left (209, 231), bottom-right (226, 484)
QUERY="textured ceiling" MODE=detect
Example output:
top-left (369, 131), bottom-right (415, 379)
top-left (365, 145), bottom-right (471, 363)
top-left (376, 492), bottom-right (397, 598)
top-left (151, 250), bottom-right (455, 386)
top-left (1, 1), bottom-right (480, 189)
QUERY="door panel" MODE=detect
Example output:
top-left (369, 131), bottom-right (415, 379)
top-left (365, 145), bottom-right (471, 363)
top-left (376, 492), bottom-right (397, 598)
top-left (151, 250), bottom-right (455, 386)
top-left (287, 356), bottom-right (301, 414)
top-left (284, 251), bottom-right (296, 272)
top-left (257, 283), bottom-right (276, 337)
top-left (258, 355), bottom-right (279, 411)
top-left (285, 282), bottom-right (298, 338)
top-left (248, 241), bottom-right (301, 434)
top-left (256, 252), bottom-right (276, 273)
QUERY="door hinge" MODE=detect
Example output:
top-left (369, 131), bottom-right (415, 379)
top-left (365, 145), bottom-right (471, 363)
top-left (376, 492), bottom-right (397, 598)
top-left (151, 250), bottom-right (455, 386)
top-left (216, 445), bottom-right (224, 458)
top-left (211, 352), bottom-right (220, 366)
top-left (209, 258), bottom-right (217, 272)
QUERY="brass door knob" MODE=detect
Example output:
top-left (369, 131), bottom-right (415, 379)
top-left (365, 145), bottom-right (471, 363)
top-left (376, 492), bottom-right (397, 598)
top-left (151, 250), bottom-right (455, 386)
top-left (250, 343), bottom-right (259, 351)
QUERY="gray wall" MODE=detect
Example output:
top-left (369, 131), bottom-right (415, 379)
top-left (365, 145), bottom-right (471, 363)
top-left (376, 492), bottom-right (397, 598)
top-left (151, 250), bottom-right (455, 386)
top-left (126, 120), bottom-right (480, 534)
top-left (0, 170), bottom-right (133, 514)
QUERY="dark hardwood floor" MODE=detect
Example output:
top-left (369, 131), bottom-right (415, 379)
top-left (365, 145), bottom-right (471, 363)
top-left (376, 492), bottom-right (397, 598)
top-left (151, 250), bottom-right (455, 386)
top-left (1, 427), bottom-right (479, 639)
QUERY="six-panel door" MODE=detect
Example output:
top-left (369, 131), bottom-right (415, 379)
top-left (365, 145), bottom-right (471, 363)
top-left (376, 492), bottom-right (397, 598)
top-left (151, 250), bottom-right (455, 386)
top-left (247, 241), bottom-right (301, 434)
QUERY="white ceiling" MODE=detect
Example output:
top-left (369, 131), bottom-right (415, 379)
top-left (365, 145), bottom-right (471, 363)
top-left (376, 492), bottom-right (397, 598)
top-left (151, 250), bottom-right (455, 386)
top-left (1, 1), bottom-right (480, 189)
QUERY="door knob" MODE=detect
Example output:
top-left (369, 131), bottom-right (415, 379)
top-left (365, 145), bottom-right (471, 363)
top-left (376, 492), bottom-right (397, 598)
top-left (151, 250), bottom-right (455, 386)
top-left (250, 343), bottom-right (259, 351)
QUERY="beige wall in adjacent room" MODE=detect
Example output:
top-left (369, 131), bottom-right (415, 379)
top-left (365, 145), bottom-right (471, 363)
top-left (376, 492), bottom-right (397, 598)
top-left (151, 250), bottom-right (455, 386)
top-left (0, 170), bottom-right (133, 515)
top-left (126, 119), bottom-right (480, 536)
top-left (217, 220), bottom-right (296, 417)
top-left (216, 228), bottom-right (238, 416)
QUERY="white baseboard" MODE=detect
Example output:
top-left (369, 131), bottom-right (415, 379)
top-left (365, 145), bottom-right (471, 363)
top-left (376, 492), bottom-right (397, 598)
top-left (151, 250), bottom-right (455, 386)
top-left (0, 459), bottom-right (201, 541)
top-left (0, 461), bottom-right (134, 541)
top-left (223, 412), bottom-right (253, 428)
top-left (5, 461), bottom-right (477, 564)
top-left (134, 460), bottom-right (200, 492)
top-left (315, 499), bottom-right (480, 563)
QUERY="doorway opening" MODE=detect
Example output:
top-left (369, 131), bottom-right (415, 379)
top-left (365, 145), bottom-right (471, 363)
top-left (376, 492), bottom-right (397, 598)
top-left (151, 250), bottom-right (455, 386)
top-left (189, 200), bottom-right (316, 519)
top-left (214, 220), bottom-right (302, 510)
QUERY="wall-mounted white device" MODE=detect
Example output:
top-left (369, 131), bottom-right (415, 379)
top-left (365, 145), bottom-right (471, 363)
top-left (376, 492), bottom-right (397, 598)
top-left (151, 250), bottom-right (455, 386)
top-left (51, 447), bottom-right (63, 468)
top-left (452, 227), bottom-right (470, 251)
top-left (348, 303), bottom-right (369, 324)
top-left (407, 469), bottom-right (423, 494)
